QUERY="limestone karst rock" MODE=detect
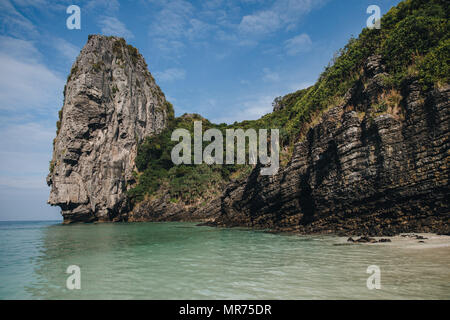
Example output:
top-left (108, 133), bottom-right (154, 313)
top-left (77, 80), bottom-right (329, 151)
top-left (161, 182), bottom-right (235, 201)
top-left (47, 35), bottom-right (171, 223)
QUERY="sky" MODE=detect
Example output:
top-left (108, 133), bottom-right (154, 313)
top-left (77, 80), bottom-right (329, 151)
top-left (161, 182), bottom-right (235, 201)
top-left (0, 0), bottom-right (402, 221)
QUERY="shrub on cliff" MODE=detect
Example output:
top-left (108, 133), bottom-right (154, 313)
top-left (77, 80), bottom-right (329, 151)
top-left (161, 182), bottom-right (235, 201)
top-left (234, 0), bottom-right (448, 146)
top-left (128, 115), bottom-right (245, 204)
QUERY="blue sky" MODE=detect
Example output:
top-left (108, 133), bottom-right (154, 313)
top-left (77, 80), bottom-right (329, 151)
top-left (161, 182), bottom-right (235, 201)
top-left (0, 0), bottom-right (401, 220)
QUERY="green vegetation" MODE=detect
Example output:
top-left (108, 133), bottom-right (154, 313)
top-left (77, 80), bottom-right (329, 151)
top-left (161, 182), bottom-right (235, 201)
top-left (237, 0), bottom-right (449, 146)
top-left (60, 1), bottom-right (450, 203)
top-left (126, 44), bottom-right (140, 65)
top-left (112, 37), bottom-right (142, 66)
top-left (129, 0), bottom-right (448, 206)
top-left (92, 61), bottom-right (104, 73)
top-left (112, 38), bottom-right (126, 60)
top-left (67, 65), bottom-right (78, 82)
top-left (56, 109), bottom-right (63, 135)
top-left (111, 85), bottom-right (119, 96)
top-left (49, 160), bottom-right (55, 173)
top-left (164, 101), bottom-right (175, 120)
top-left (416, 38), bottom-right (450, 89)
top-left (127, 114), bottom-right (249, 204)
top-left (381, 1), bottom-right (449, 90)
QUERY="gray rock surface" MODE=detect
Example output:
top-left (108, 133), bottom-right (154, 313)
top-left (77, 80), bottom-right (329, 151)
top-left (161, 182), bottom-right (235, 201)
top-left (47, 35), bottom-right (170, 223)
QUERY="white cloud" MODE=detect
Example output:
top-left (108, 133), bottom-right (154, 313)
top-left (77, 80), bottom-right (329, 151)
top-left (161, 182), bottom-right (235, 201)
top-left (0, 35), bottom-right (60, 192)
top-left (215, 50), bottom-right (230, 60)
top-left (85, 0), bottom-right (120, 15)
top-left (0, 35), bottom-right (41, 62)
top-left (149, 0), bottom-right (216, 41)
top-left (0, 122), bottom-right (54, 153)
top-left (186, 18), bottom-right (215, 40)
top-left (202, 0), bottom-right (223, 10)
top-left (216, 29), bottom-right (238, 42)
top-left (238, 38), bottom-right (258, 47)
top-left (0, 0), bottom-right (38, 38)
top-left (262, 68), bottom-right (280, 82)
top-left (0, 122), bottom-right (55, 190)
top-left (145, 0), bottom-right (323, 57)
top-left (149, 0), bottom-right (194, 39)
top-left (238, 0), bottom-right (325, 35)
top-left (288, 81), bottom-right (314, 92)
top-left (0, 34), bottom-right (65, 217)
top-left (155, 68), bottom-right (186, 82)
top-left (0, 53), bottom-right (62, 111)
top-left (53, 38), bottom-right (80, 63)
top-left (212, 94), bottom-right (275, 124)
top-left (148, 0), bottom-right (218, 57)
top-left (239, 10), bottom-right (280, 35)
top-left (210, 76), bottom-right (315, 124)
top-left (284, 33), bottom-right (312, 55)
top-left (98, 16), bottom-right (134, 39)
top-left (153, 38), bottom-right (185, 58)
top-left (166, 95), bottom-right (177, 103)
top-left (11, 0), bottom-right (48, 6)
top-left (0, 175), bottom-right (47, 190)
top-left (87, 1), bottom-right (133, 39)
top-left (241, 95), bottom-right (275, 118)
top-left (12, 0), bottom-right (66, 11)
top-left (0, 36), bottom-right (64, 112)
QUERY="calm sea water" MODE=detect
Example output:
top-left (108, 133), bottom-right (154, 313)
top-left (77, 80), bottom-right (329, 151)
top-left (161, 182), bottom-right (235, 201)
top-left (0, 220), bottom-right (449, 300)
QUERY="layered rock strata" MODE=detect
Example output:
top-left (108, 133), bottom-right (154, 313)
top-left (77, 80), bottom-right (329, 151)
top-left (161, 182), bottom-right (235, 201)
top-left (197, 56), bottom-right (449, 236)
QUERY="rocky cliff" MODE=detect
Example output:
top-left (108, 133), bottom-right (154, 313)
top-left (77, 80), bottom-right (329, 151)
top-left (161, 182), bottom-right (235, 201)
top-left (197, 56), bottom-right (450, 236)
top-left (47, 0), bottom-right (448, 233)
top-left (47, 35), bottom-right (171, 223)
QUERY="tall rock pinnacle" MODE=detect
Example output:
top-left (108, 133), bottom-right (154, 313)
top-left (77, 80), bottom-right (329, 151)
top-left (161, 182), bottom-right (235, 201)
top-left (47, 35), bottom-right (171, 223)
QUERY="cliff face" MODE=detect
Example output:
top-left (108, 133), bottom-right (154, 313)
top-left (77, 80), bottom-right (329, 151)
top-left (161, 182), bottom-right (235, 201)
top-left (47, 33), bottom-right (448, 234)
top-left (197, 56), bottom-right (450, 236)
top-left (47, 35), bottom-right (170, 223)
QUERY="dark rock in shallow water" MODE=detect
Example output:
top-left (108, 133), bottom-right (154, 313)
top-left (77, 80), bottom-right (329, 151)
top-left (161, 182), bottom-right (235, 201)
top-left (356, 236), bottom-right (377, 243)
top-left (348, 236), bottom-right (392, 244)
top-left (127, 193), bottom-right (218, 223)
top-left (401, 234), bottom-right (429, 240)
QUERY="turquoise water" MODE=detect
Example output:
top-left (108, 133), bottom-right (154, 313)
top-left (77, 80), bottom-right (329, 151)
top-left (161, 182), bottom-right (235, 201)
top-left (0, 220), bottom-right (449, 299)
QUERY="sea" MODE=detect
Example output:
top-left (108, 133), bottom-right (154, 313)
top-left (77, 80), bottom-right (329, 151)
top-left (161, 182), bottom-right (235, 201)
top-left (0, 220), bottom-right (449, 299)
